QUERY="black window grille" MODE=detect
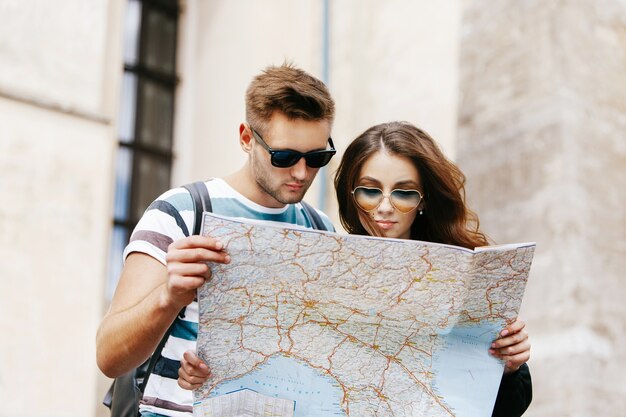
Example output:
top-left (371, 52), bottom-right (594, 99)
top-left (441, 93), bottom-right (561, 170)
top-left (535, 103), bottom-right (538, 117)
top-left (107, 0), bottom-right (179, 298)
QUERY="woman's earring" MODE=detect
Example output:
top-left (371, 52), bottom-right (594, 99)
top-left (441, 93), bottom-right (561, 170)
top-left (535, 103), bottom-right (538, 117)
top-left (419, 209), bottom-right (423, 216)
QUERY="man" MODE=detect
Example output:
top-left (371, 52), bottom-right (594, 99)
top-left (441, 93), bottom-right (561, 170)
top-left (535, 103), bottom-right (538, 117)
top-left (96, 63), bottom-right (336, 416)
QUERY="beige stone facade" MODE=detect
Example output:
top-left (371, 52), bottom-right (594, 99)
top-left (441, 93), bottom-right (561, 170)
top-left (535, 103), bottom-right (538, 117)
top-left (458, 0), bottom-right (626, 415)
top-left (0, 0), bottom-right (623, 416)
top-left (0, 0), bottom-right (124, 416)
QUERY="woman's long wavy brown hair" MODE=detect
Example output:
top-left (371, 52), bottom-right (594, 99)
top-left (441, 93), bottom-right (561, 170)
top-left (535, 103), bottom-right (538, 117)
top-left (334, 121), bottom-right (488, 249)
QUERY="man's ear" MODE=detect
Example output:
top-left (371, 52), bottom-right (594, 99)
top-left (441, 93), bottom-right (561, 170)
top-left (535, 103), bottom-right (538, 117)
top-left (239, 123), bottom-right (253, 153)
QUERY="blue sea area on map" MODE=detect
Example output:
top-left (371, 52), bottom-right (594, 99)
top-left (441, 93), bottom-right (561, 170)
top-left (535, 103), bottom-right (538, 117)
top-left (210, 354), bottom-right (345, 416)
top-left (431, 323), bottom-right (506, 417)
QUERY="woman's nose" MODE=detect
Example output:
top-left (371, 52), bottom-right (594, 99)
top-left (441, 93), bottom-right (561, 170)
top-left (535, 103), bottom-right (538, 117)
top-left (377, 195), bottom-right (394, 213)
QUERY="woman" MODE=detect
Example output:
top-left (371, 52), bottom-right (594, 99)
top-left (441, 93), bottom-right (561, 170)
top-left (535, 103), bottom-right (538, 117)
top-left (179, 121), bottom-right (532, 416)
top-left (334, 121), bottom-right (532, 416)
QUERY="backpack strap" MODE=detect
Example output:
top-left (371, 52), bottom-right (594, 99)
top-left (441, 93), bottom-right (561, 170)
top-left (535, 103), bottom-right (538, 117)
top-left (139, 310), bottom-right (185, 393)
top-left (183, 181), bottom-right (213, 235)
top-left (301, 200), bottom-right (329, 231)
top-left (140, 182), bottom-right (212, 394)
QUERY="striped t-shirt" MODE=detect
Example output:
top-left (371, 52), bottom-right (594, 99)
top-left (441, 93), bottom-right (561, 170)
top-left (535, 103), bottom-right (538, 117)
top-left (123, 178), bottom-right (334, 417)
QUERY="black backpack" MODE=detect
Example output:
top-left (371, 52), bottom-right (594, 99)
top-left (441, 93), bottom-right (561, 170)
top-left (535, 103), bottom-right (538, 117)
top-left (103, 181), bottom-right (330, 416)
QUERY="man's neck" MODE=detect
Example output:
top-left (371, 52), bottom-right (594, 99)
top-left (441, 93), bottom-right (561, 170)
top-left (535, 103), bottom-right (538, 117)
top-left (223, 166), bottom-right (286, 209)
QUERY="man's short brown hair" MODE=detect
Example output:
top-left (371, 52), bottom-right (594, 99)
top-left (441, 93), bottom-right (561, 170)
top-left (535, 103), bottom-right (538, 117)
top-left (245, 63), bottom-right (335, 133)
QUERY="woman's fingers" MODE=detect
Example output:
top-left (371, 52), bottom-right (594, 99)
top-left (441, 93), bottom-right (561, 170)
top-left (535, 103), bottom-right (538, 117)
top-left (489, 319), bottom-right (531, 374)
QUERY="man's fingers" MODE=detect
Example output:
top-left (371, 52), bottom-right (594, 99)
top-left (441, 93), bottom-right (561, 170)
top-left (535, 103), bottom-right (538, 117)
top-left (177, 373), bottom-right (204, 390)
top-left (167, 275), bottom-right (207, 296)
top-left (167, 247), bottom-right (230, 265)
top-left (168, 261), bottom-right (211, 278)
top-left (180, 352), bottom-right (197, 374)
top-left (178, 368), bottom-right (209, 384)
top-left (183, 351), bottom-right (209, 370)
top-left (169, 236), bottom-right (225, 251)
top-left (183, 350), bottom-right (201, 365)
top-left (182, 351), bottom-right (210, 376)
top-left (166, 235), bottom-right (231, 266)
top-left (178, 353), bottom-right (211, 391)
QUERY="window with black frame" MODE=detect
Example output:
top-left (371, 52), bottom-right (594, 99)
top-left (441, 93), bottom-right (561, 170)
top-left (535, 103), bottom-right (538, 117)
top-left (107, 0), bottom-right (179, 298)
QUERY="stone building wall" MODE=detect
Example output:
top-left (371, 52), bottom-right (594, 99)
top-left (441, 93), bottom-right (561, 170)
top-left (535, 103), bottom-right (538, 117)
top-left (0, 1), bottom-right (124, 416)
top-left (457, 1), bottom-right (626, 415)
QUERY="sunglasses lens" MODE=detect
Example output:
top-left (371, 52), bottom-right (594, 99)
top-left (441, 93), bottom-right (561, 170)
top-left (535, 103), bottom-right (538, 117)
top-left (272, 151), bottom-right (335, 168)
top-left (304, 151), bottom-right (335, 168)
top-left (390, 190), bottom-right (422, 212)
top-left (353, 187), bottom-right (383, 211)
top-left (353, 187), bottom-right (422, 212)
top-left (271, 151), bottom-right (301, 168)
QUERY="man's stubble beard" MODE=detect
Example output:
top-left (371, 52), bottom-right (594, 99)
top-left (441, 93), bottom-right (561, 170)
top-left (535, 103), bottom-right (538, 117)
top-left (261, 181), bottom-right (309, 205)
top-left (253, 160), bottom-right (313, 205)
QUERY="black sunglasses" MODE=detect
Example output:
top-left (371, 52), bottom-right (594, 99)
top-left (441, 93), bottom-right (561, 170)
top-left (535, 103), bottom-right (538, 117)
top-left (250, 127), bottom-right (336, 168)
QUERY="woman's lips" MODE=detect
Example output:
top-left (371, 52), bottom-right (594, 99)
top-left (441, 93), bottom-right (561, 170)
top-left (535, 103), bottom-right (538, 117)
top-left (375, 220), bottom-right (396, 230)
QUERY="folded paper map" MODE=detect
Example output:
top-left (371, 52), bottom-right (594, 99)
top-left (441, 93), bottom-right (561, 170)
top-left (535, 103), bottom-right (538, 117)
top-left (193, 212), bottom-right (535, 417)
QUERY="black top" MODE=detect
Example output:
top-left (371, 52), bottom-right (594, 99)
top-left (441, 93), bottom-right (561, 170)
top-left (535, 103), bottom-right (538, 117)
top-left (492, 363), bottom-right (532, 417)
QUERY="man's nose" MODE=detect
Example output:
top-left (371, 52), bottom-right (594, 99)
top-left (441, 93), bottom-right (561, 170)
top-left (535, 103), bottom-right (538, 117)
top-left (289, 157), bottom-right (309, 180)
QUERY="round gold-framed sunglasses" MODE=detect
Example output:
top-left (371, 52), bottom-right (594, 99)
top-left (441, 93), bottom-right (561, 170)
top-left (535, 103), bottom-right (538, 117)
top-left (352, 186), bottom-right (423, 213)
